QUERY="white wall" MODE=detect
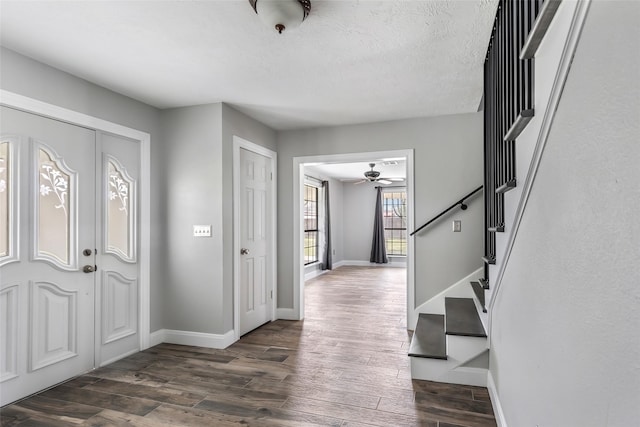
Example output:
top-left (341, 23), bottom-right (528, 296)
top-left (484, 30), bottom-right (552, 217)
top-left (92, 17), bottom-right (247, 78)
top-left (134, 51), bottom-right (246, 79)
top-left (490, 2), bottom-right (640, 425)
top-left (0, 47), bottom-right (166, 333)
top-left (276, 113), bottom-right (484, 311)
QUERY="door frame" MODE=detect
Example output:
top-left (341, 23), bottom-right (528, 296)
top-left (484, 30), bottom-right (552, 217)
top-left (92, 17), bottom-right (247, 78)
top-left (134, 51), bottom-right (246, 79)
top-left (1, 89), bottom-right (152, 350)
top-left (232, 136), bottom-right (277, 341)
top-left (291, 149), bottom-right (415, 326)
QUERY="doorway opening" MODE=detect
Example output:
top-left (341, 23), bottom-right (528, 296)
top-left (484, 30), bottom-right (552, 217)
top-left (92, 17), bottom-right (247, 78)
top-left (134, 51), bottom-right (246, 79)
top-left (292, 150), bottom-right (414, 327)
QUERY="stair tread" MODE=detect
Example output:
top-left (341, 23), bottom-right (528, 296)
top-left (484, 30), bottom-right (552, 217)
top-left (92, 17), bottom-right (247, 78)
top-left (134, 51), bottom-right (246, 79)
top-left (445, 297), bottom-right (487, 337)
top-left (470, 281), bottom-right (487, 313)
top-left (409, 314), bottom-right (447, 360)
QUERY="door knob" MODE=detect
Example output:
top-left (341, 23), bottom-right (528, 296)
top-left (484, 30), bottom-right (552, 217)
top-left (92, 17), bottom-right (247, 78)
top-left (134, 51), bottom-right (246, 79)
top-left (240, 248), bottom-right (250, 255)
top-left (83, 265), bottom-right (96, 273)
top-left (82, 249), bottom-right (93, 256)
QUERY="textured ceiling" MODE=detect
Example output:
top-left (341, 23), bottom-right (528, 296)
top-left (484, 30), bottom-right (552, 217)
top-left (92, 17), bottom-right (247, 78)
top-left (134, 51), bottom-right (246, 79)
top-left (0, 0), bottom-right (498, 130)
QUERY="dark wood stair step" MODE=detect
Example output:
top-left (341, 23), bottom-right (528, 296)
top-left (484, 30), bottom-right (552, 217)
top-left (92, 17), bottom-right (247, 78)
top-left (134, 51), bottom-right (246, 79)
top-left (445, 297), bottom-right (487, 338)
top-left (409, 314), bottom-right (447, 360)
top-left (470, 282), bottom-right (487, 313)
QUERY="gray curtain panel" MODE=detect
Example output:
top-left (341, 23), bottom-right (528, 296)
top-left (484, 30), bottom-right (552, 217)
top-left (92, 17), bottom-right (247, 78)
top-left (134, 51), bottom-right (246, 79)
top-left (370, 187), bottom-right (388, 264)
top-left (322, 180), bottom-right (332, 270)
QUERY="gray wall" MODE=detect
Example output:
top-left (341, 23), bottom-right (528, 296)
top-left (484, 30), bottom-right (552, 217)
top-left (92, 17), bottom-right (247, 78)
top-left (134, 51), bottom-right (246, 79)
top-left (342, 181), bottom-right (378, 261)
top-left (159, 104), bottom-right (223, 333)
top-left (328, 177), bottom-right (344, 265)
top-left (276, 113), bottom-right (484, 310)
top-left (490, 2), bottom-right (640, 425)
top-left (160, 103), bottom-right (276, 334)
top-left (0, 47), bottom-right (166, 333)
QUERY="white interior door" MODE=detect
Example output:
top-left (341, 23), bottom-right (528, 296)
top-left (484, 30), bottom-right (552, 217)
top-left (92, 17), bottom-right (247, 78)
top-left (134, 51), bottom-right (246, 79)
top-left (239, 147), bottom-right (272, 335)
top-left (0, 106), bottom-right (96, 405)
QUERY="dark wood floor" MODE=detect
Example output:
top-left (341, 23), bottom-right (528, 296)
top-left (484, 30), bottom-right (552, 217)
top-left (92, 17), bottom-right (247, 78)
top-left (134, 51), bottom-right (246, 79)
top-left (1, 266), bottom-right (496, 426)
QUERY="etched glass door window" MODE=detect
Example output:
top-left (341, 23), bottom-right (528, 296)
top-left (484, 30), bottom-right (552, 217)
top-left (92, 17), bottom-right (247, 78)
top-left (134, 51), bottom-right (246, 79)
top-left (105, 157), bottom-right (136, 262)
top-left (35, 143), bottom-right (76, 269)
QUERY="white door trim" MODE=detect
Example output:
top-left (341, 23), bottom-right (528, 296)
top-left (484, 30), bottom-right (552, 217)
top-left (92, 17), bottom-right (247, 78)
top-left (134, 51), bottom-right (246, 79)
top-left (0, 89), bottom-right (152, 350)
top-left (291, 149), bottom-right (415, 326)
top-left (232, 136), bottom-right (277, 341)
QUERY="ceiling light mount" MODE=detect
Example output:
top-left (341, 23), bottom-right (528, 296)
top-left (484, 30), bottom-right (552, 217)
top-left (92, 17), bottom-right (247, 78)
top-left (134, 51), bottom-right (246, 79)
top-left (249, 0), bottom-right (311, 34)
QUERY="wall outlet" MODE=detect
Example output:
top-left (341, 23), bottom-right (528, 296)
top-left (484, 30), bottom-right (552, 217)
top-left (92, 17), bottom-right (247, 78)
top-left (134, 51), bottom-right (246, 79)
top-left (452, 220), bottom-right (462, 232)
top-left (193, 225), bottom-right (212, 237)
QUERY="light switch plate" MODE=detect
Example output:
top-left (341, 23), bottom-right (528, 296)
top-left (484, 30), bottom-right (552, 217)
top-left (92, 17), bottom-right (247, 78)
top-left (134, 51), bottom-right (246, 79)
top-left (193, 225), bottom-right (212, 237)
top-left (452, 220), bottom-right (462, 232)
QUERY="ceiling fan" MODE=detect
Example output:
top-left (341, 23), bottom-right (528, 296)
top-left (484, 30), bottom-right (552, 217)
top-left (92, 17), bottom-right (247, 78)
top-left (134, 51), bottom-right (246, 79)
top-left (355, 163), bottom-right (404, 185)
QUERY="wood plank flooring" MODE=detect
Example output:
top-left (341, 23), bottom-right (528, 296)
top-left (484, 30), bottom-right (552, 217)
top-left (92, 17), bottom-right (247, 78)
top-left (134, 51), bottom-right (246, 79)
top-left (0, 266), bottom-right (496, 426)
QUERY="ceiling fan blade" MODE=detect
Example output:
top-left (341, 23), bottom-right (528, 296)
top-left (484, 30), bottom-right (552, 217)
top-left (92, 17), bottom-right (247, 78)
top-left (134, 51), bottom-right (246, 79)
top-left (354, 179), bottom-right (367, 185)
top-left (377, 179), bottom-right (392, 185)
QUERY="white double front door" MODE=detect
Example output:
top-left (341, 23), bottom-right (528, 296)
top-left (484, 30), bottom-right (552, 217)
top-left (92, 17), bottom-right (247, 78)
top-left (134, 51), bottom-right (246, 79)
top-left (0, 106), bottom-right (140, 405)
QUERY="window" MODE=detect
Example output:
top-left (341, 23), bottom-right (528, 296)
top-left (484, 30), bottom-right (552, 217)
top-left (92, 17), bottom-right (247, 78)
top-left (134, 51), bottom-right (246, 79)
top-left (383, 190), bottom-right (407, 256)
top-left (304, 184), bottom-right (318, 264)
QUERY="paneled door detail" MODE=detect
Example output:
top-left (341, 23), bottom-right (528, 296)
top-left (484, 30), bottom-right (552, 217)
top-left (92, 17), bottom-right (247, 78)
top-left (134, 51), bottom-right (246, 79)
top-left (101, 271), bottom-right (137, 345)
top-left (96, 133), bottom-right (140, 366)
top-left (0, 284), bottom-right (19, 383)
top-left (0, 106), bottom-right (95, 406)
top-left (30, 281), bottom-right (79, 371)
top-left (239, 148), bottom-right (272, 335)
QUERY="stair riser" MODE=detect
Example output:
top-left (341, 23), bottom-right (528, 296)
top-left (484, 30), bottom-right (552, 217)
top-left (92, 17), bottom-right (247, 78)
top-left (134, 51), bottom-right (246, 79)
top-left (410, 358), bottom-right (488, 387)
top-left (447, 335), bottom-right (488, 362)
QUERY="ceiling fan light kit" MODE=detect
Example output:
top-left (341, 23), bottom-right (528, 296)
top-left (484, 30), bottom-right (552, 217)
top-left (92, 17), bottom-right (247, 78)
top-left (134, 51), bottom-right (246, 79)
top-left (355, 163), bottom-right (403, 185)
top-left (364, 163), bottom-right (381, 181)
top-left (249, 0), bottom-right (311, 34)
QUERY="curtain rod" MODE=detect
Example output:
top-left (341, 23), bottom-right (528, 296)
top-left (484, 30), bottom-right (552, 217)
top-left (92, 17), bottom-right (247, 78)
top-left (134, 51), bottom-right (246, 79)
top-left (374, 185), bottom-right (406, 189)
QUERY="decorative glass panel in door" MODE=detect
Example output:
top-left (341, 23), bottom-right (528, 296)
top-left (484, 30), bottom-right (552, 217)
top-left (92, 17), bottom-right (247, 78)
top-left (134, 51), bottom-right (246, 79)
top-left (34, 142), bottom-right (77, 270)
top-left (105, 155), bottom-right (136, 262)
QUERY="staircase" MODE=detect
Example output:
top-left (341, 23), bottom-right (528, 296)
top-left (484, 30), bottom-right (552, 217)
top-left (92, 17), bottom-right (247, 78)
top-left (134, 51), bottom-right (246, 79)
top-left (409, 283), bottom-right (489, 387)
top-left (408, 0), bottom-right (559, 388)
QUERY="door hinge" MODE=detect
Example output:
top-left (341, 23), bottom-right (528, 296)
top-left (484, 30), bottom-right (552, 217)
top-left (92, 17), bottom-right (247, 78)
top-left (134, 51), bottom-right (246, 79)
top-left (270, 290), bottom-right (273, 299)
top-left (270, 172), bottom-right (273, 181)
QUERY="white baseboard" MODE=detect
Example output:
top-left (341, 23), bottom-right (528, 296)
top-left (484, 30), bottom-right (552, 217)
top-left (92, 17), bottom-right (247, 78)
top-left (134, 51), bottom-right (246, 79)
top-left (153, 329), bottom-right (236, 349)
top-left (276, 308), bottom-right (300, 320)
top-left (149, 329), bottom-right (165, 347)
top-left (304, 268), bottom-right (328, 281)
top-left (487, 370), bottom-right (508, 427)
top-left (340, 260), bottom-right (407, 268)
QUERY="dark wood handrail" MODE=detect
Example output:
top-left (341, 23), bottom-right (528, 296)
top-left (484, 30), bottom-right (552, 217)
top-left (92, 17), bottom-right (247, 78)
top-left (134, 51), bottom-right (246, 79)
top-left (410, 186), bottom-right (483, 236)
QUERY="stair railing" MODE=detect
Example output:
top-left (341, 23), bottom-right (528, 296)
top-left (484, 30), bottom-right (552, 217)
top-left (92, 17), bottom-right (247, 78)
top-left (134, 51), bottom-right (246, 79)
top-left (409, 186), bottom-right (483, 236)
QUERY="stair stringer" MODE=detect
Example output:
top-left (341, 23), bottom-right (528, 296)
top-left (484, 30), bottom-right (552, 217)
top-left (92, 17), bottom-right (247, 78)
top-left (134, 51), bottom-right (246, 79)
top-left (412, 267), bottom-right (484, 329)
top-left (410, 335), bottom-right (488, 387)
